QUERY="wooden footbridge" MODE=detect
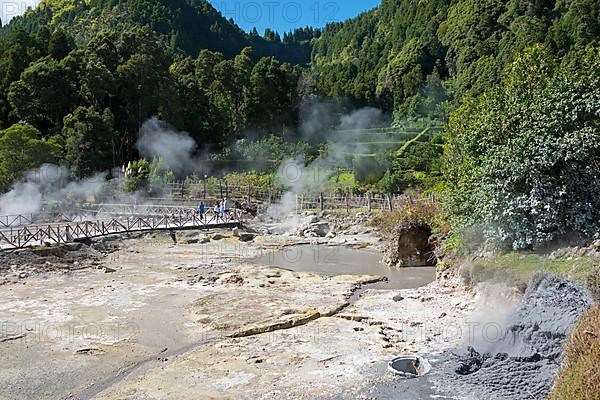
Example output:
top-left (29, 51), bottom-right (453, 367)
top-left (0, 205), bottom-right (242, 250)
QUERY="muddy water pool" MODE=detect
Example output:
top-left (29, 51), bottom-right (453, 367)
top-left (253, 245), bottom-right (435, 289)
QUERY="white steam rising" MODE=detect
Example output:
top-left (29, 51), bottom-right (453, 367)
top-left (0, 107), bottom-right (387, 220)
top-left (269, 105), bottom-right (387, 222)
top-left (0, 164), bottom-right (108, 216)
top-left (338, 107), bottom-right (383, 131)
top-left (136, 117), bottom-right (199, 176)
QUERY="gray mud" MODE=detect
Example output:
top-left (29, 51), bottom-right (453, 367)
top-left (348, 274), bottom-right (593, 400)
top-left (448, 274), bottom-right (593, 400)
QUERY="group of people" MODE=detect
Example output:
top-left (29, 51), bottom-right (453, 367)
top-left (197, 198), bottom-right (230, 221)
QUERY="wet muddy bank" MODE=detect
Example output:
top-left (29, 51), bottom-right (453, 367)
top-left (345, 274), bottom-right (593, 400)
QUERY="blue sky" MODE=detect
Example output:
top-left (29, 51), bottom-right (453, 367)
top-left (208, 0), bottom-right (381, 34)
top-left (0, 0), bottom-right (381, 30)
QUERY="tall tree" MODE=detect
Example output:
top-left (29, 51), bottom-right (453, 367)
top-left (0, 123), bottom-right (60, 190)
top-left (63, 106), bottom-right (116, 177)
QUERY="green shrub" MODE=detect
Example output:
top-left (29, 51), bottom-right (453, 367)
top-left (222, 171), bottom-right (274, 192)
top-left (444, 44), bottom-right (600, 249)
top-left (0, 123), bottom-right (61, 191)
top-left (123, 159), bottom-right (149, 192)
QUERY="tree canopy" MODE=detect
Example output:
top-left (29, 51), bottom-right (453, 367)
top-left (444, 43), bottom-right (600, 249)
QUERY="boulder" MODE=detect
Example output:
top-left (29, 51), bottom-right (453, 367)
top-left (384, 223), bottom-right (436, 267)
top-left (238, 233), bottom-right (257, 242)
top-left (303, 222), bottom-right (331, 237)
top-left (306, 215), bottom-right (319, 224)
top-left (200, 236), bottom-right (211, 244)
top-left (222, 274), bottom-right (244, 285)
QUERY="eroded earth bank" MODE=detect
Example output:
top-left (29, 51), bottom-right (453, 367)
top-left (0, 215), bottom-right (593, 400)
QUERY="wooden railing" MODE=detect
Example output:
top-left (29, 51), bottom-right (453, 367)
top-left (0, 209), bottom-right (241, 250)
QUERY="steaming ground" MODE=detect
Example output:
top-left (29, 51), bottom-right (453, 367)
top-left (1, 106), bottom-right (390, 220)
top-left (446, 275), bottom-right (592, 400)
top-left (348, 275), bottom-right (592, 400)
top-left (0, 218), bottom-right (593, 400)
top-left (0, 221), bottom-right (464, 400)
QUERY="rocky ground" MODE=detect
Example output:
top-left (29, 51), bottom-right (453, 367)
top-left (0, 240), bottom-right (114, 284)
top-left (0, 215), bottom-right (471, 400)
top-left (0, 214), bottom-right (593, 400)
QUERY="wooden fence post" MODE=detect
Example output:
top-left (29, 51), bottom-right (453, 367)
top-left (345, 193), bottom-right (350, 213)
top-left (319, 192), bottom-right (324, 211)
top-left (367, 192), bottom-right (372, 212)
top-left (247, 184), bottom-right (252, 203)
top-left (387, 193), bottom-right (393, 211)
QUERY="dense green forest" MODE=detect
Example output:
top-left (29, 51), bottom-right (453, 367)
top-left (0, 0), bottom-right (317, 180)
top-left (1, 0), bottom-right (318, 62)
top-left (311, 0), bottom-right (599, 122)
top-left (0, 0), bottom-right (598, 248)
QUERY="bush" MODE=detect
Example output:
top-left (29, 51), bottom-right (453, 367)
top-left (0, 123), bottom-right (60, 191)
top-left (444, 44), bottom-right (600, 249)
top-left (123, 159), bottom-right (149, 192)
top-left (226, 135), bottom-right (313, 172)
top-left (371, 196), bottom-right (444, 235)
top-left (222, 171), bottom-right (274, 192)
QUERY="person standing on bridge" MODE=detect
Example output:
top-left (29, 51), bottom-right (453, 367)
top-left (219, 199), bottom-right (225, 220)
top-left (198, 201), bottom-right (205, 221)
top-left (223, 197), bottom-right (230, 219)
top-left (214, 201), bottom-right (221, 221)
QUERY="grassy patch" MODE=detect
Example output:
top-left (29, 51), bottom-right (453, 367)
top-left (549, 304), bottom-right (600, 400)
top-left (462, 252), bottom-right (599, 290)
top-left (489, 253), bottom-right (597, 286)
top-left (394, 127), bottom-right (431, 157)
top-left (371, 197), bottom-right (443, 235)
top-left (327, 172), bottom-right (357, 189)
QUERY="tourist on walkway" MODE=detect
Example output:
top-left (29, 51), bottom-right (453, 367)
top-left (219, 200), bottom-right (225, 220)
top-left (223, 197), bottom-right (230, 219)
top-left (198, 201), bottom-right (205, 221)
top-left (213, 202), bottom-right (220, 221)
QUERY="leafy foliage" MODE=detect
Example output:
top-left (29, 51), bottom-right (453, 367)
top-left (310, 0), bottom-right (600, 122)
top-left (122, 159), bottom-right (150, 192)
top-left (217, 135), bottom-right (313, 172)
top-left (371, 196), bottom-right (444, 236)
top-left (63, 106), bottom-right (115, 177)
top-left (0, 123), bottom-right (60, 190)
top-left (0, 19), bottom-right (304, 187)
top-left (444, 44), bottom-right (600, 249)
top-left (0, 0), bottom-right (598, 256)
